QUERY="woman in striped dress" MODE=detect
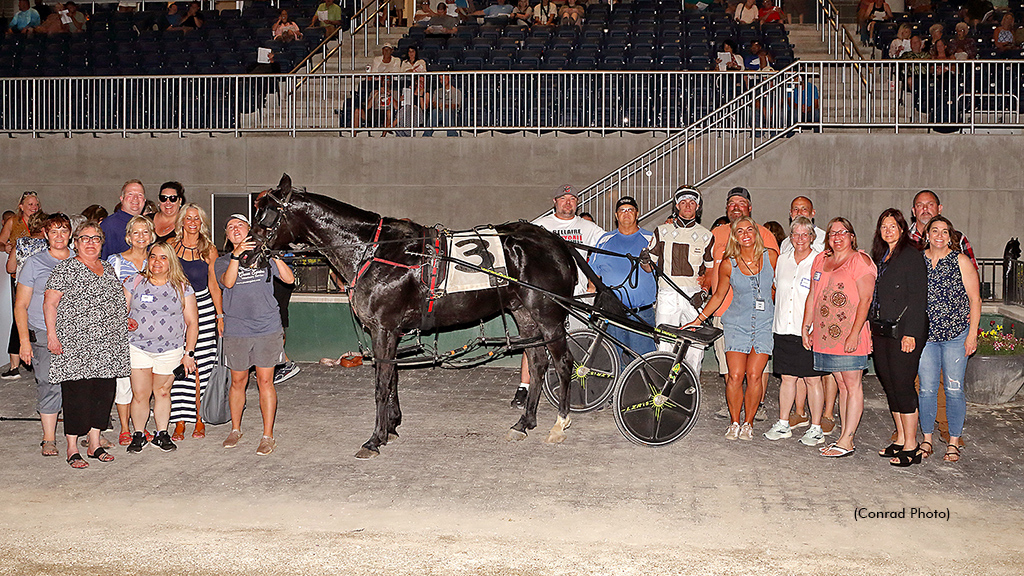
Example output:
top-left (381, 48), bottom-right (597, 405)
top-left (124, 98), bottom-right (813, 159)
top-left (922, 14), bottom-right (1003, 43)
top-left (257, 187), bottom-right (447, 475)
top-left (168, 203), bottom-right (223, 440)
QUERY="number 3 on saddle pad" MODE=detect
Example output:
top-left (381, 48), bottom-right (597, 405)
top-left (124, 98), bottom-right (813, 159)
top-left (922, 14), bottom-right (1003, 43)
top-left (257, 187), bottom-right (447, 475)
top-left (445, 229), bottom-right (509, 293)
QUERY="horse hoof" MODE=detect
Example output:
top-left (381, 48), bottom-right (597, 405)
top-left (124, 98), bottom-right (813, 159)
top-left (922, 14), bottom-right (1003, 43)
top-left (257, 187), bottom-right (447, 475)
top-left (506, 428), bottom-right (527, 442)
top-left (354, 447), bottom-right (379, 459)
top-left (545, 430), bottom-right (567, 444)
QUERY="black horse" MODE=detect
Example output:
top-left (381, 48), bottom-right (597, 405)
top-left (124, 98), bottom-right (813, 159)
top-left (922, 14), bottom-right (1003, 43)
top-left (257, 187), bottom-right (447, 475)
top-left (252, 175), bottom-right (609, 458)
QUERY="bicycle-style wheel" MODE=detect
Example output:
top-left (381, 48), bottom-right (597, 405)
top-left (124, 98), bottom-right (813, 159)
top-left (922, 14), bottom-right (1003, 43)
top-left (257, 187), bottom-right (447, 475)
top-left (613, 351), bottom-right (701, 446)
top-left (543, 328), bottom-right (620, 412)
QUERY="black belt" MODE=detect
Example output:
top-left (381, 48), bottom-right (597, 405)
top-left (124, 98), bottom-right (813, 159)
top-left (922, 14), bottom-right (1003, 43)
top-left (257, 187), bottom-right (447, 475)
top-left (629, 303), bottom-right (655, 313)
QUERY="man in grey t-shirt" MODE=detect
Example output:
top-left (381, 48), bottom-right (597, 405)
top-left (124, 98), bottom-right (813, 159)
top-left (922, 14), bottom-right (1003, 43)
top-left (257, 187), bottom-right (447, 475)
top-left (214, 214), bottom-right (295, 456)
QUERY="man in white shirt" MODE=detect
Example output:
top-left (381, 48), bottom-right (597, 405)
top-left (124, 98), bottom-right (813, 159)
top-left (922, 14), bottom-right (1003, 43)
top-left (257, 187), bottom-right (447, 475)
top-left (369, 43), bottom-right (402, 73)
top-left (512, 185), bottom-right (605, 408)
top-left (779, 196), bottom-right (826, 254)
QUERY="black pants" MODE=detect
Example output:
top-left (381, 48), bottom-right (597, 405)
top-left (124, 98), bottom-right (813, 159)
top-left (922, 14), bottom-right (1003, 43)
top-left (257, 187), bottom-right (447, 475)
top-left (7, 276), bottom-right (18, 356)
top-left (872, 335), bottom-right (923, 414)
top-left (61, 377), bottom-right (116, 437)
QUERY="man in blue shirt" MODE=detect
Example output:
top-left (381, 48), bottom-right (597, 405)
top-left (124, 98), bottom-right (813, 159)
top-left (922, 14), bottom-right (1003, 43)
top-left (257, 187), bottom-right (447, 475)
top-left (6, 0), bottom-right (40, 35)
top-left (100, 180), bottom-right (147, 259)
top-left (588, 196), bottom-right (657, 363)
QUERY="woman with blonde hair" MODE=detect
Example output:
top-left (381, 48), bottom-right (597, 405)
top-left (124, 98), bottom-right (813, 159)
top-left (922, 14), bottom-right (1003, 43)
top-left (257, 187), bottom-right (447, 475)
top-left (168, 203), bottom-right (223, 440)
top-left (1, 191), bottom-right (42, 379)
top-left (124, 242), bottom-right (199, 453)
top-left (690, 216), bottom-right (778, 441)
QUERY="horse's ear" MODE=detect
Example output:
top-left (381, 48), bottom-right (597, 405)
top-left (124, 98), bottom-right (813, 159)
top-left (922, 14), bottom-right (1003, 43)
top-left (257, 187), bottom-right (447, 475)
top-left (278, 174), bottom-right (292, 194)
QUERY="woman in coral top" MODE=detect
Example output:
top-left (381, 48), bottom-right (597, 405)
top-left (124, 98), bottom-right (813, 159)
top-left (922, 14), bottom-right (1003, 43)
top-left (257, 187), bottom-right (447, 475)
top-left (802, 217), bottom-right (877, 458)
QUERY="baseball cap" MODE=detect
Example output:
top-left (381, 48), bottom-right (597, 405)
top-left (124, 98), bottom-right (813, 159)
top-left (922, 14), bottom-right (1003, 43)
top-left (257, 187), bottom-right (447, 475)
top-left (674, 185), bottom-right (702, 206)
top-left (382, 43), bottom-right (393, 49)
top-left (553, 184), bottom-right (578, 200)
top-left (726, 186), bottom-right (751, 203)
top-left (615, 196), bottom-right (638, 212)
top-left (226, 213), bottom-right (250, 226)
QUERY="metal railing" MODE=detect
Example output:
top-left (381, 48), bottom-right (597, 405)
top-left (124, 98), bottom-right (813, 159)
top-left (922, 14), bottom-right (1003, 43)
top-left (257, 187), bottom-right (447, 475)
top-left (980, 258), bottom-right (1024, 306)
top-left (816, 0), bottom-right (866, 62)
top-left (2, 61), bottom-right (1022, 137)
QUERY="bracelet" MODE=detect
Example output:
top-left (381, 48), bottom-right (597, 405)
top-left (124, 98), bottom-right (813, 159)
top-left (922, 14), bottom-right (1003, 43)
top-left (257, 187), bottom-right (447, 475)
top-left (216, 314), bottom-right (224, 319)
top-left (230, 254), bottom-right (240, 261)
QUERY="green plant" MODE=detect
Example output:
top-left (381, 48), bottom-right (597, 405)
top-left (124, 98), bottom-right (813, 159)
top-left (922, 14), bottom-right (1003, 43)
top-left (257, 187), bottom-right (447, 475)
top-left (977, 322), bottom-right (1024, 356)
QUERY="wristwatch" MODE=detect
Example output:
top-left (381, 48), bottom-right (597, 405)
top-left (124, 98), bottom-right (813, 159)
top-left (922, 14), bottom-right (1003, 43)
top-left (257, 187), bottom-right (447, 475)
top-left (186, 350), bottom-right (195, 358)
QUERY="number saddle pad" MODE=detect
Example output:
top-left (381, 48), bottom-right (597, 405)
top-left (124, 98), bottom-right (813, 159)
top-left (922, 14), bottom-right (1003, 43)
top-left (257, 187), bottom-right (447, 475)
top-left (432, 227), bottom-right (509, 295)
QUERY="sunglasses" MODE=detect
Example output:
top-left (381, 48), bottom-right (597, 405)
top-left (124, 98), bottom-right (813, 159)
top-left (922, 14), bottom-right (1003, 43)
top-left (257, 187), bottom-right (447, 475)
top-left (20, 191), bottom-right (37, 200)
top-left (159, 194), bottom-right (179, 202)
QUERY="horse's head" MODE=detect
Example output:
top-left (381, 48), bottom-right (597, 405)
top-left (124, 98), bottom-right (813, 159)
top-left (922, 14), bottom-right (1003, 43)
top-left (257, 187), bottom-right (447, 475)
top-left (252, 173), bottom-right (303, 252)
top-left (1005, 237), bottom-right (1022, 262)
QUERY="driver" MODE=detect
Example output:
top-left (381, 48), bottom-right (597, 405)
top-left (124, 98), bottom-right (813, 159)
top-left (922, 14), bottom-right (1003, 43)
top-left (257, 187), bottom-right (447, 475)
top-left (643, 185), bottom-right (714, 373)
top-left (510, 185), bottom-right (605, 409)
top-left (214, 214), bottom-right (295, 456)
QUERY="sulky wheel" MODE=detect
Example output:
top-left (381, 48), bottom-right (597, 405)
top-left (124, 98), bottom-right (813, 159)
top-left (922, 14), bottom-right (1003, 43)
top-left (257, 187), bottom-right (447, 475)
top-left (543, 328), bottom-right (620, 412)
top-left (612, 351), bottom-right (701, 446)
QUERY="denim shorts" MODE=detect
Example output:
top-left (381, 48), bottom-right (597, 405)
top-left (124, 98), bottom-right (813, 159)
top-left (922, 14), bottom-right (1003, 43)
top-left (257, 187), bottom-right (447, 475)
top-left (814, 351), bottom-right (869, 372)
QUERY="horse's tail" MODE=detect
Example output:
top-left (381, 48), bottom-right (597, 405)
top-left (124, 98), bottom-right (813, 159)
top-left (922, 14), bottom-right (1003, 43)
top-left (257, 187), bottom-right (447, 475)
top-left (565, 247), bottom-right (634, 321)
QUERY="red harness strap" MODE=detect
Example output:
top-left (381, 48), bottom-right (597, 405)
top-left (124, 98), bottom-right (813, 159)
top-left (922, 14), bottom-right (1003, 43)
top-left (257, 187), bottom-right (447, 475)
top-left (354, 218), bottom-right (422, 283)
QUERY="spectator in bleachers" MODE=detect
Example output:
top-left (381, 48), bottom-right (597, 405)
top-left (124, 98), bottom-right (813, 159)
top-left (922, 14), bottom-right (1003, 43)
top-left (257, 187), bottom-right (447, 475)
top-left (533, 0), bottom-right (558, 25)
top-left (948, 22), bottom-right (978, 60)
top-left (512, 0), bottom-right (534, 26)
top-left (758, 0), bottom-right (785, 24)
top-left (426, 2), bottom-right (459, 34)
top-left (370, 43), bottom-right (403, 73)
top-left (993, 12), bottom-right (1019, 55)
top-left (927, 23), bottom-right (949, 59)
top-left (64, 2), bottom-right (86, 33)
top-left (859, 0), bottom-right (893, 45)
top-left (745, 40), bottom-right (775, 70)
top-left (169, 1), bottom-right (203, 31)
top-left (30, 3), bottom-right (67, 36)
top-left (413, 0), bottom-right (436, 25)
top-left (889, 23), bottom-right (913, 59)
top-left (787, 74), bottom-right (820, 123)
top-left (394, 76), bottom-right (430, 136)
top-left (311, 0), bottom-right (345, 37)
top-left (735, 0), bottom-right (759, 25)
top-left (161, 2), bottom-right (183, 29)
top-left (423, 74), bottom-right (462, 137)
top-left (401, 46), bottom-right (428, 73)
top-left (558, 0), bottom-right (584, 26)
top-left (473, 0), bottom-right (515, 23)
top-left (366, 76), bottom-right (398, 134)
top-left (273, 10), bottom-right (304, 42)
top-left (6, 0), bottom-right (40, 36)
top-left (716, 40), bottom-right (744, 70)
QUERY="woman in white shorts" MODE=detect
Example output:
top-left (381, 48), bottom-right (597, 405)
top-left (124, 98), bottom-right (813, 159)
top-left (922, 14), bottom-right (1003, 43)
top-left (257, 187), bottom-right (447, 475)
top-left (124, 242), bottom-right (198, 453)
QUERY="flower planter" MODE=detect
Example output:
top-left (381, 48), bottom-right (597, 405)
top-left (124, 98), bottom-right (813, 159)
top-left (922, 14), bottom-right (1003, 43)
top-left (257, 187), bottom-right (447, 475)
top-left (965, 354), bottom-right (1024, 405)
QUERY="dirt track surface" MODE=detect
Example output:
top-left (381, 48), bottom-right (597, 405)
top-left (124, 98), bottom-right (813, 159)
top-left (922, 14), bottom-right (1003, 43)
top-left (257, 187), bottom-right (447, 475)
top-left (2, 364), bottom-right (1023, 575)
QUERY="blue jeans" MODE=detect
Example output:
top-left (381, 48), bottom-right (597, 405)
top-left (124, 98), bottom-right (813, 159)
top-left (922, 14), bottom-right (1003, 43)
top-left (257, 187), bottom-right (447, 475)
top-left (422, 109), bottom-right (461, 137)
top-left (918, 328), bottom-right (969, 437)
top-left (606, 306), bottom-right (656, 367)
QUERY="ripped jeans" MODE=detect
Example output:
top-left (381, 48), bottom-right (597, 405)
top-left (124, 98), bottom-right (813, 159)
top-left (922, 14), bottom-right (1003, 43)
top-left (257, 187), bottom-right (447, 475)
top-left (918, 328), bottom-right (969, 437)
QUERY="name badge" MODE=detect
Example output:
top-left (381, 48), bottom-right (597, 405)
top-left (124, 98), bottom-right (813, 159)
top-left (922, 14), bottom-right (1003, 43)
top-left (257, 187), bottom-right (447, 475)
top-left (800, 277), bottom-right (811, 289)
top-left (140, 294), bottom-right (156, 303)
top-left (754, 299), bottom-right (766, 311)
top-left (813, 271), bottom-right (821, 281)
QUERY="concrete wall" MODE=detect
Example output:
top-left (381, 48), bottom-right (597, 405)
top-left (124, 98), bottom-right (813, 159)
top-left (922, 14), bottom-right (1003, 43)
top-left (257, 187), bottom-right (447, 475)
top-left (2, 131), bottom-right (1022, 258)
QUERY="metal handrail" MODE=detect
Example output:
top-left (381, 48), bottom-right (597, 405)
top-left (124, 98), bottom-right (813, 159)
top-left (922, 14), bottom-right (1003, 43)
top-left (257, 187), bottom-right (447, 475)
top-left (288, 27), bottom-right (343, 75)
top-left (350, 0), bottom-right (390, 71)
top-left (287, 0), bottom-right (389, 76)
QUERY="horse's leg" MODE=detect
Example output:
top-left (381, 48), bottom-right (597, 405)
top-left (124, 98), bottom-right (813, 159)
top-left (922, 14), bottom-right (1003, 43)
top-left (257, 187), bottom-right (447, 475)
top-left (386, 382), bottom-right (401, 442)
top-left (507, 309), bottom-right (541, 442)
top-left (355, 328), bottom-right (399, 459)
top-left (544, 330), bottom-right (573, 444)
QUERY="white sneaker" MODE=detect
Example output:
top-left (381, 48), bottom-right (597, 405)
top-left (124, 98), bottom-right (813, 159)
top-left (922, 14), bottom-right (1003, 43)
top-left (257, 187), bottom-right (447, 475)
top-left (738, 422), bottom-right (754, 441)
top-left (725, 422), bottom-right (740, 440)
top-left (763, 419), bottom-right (792, 440)
top-left (800, 426), bottom-right (825, 446)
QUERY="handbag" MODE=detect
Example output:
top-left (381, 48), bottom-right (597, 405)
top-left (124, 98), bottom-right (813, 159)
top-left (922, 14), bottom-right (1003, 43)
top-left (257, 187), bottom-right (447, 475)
top-left (199, 338), bottom-right (233, 426)
top-left (870, 306), bottom-right (907, 339)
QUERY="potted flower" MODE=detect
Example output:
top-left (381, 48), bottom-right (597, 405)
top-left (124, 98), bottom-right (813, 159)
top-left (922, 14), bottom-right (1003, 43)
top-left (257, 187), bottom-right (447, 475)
top-left (966, 321), bottom-right (1024, 404)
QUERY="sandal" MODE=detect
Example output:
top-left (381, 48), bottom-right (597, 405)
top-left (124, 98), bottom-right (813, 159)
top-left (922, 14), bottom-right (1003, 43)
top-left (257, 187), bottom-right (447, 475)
top-left (40, 440), bottom-right (58, 457)
top-left (67, 453), bottom-right (88, 469)
top-left (87, 447), bottom-right (115, 463)
top-left (890, 445), bottom-right (922, 467)
top-left (119, 431), bottom-right (132, 446)
top-left (919, 441), bottom-right (934, 458)
top-left (821, 444), bottom-right (856, 458)
top-left (192, 423), bottom-right (206, 439)
top-left (878, 443), bottom-right (902, 457)
top-left (943, 444), bottom-right (961, 463)
top-left (171, 422), bottom-right (186, 442)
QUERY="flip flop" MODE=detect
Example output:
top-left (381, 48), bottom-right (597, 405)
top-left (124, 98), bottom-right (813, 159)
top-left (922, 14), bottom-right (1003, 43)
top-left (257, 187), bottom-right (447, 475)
top-left (67, 453), bottom-right (88, 469)
top-left (821, 444), bottom-right (856, 458)
top-left (40, 440), bottom-right (58, 457)
top-left (87, 447), bottom-right (114, 463)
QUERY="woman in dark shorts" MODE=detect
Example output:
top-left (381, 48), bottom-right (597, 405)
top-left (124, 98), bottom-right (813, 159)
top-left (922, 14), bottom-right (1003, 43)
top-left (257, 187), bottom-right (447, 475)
top-left (764, 217), bottom-right (829, 446)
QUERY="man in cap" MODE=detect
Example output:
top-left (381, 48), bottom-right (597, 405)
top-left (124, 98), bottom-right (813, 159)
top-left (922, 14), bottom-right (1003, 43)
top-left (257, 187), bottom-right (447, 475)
top-left (643, 185), bottom-right (715, 372)
top-left (588, 196), bottom-right (657, 363)
top-left (511, 185), bottom-right (605, 408)
top-left (215, 214), bottom-right (296, 456)
top-left (703, 187), bottom-right (779, 420)
top-left (369, 43), bottom-right (402, 73)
